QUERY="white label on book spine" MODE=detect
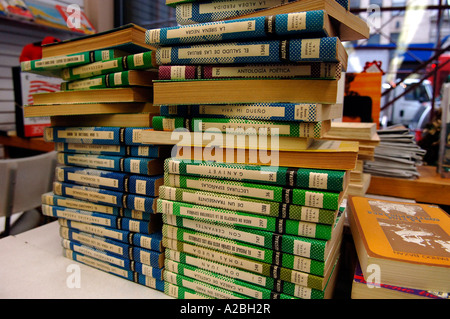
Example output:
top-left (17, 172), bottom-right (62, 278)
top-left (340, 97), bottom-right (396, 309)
top-left (182, 233), bottom-right (265, 260)
top-left (199, 104), bottom-right (285, 119)
top-left (68, 77), bottom-right (104, 90)
top-left (294, 285), bottom-right (312, 299)
top-left (298, 222), bottom-right (316, 238)
top-left (161, 199), bottom-right (174, 214)
top-left (56, 198), bottom-right (114, 215)
top-left (135, 180), bottom-right (147, 195)
top-left (114, 72), bottom-right (122, 85)
top-left (65, 187), bottom-right (117, 205)
top-left (67, 156), bottom-right (115, 169)
top-left (101, 50), bottom-right (111, 60)
top-left (58, 130), bottom-right (114, 140)
top-left (132, 129), bottom-right (143, 144)
top-left (182, 192), bottom-right (270, 215)
top-left (178, 44), bottom-right (270, 60)
top-left (35, 54), bottom-right (85, 68)
top-left (186, 179), bottom-right (273, 200)
top-left (305, 192), bottom-right (324, 208)
top-left (301, 39), bottom-right (321, 59)
top-left (181, 219), bottom-right (265, 245)
top-left (167, 21), bottom-right (255, 40)
top-left (67, 172), bottom-right (119, 188)
top-left (130, 159), bottom-right (141, 173)
top-left (73, 222), bottom-right (122, 240)
top-left (128, 219), bottom-right (141, 232)
top-left (134, 53), bottom-right (145, 66)
top-left (181, 278), bottom-right (240, 299)
top-left (66, 143), bottom-right (121, 153)
top-left (186, 164), bottom-right (274, 182)
top-left (179, 3), bottom-right (192, 19)
top-left (22, 61), bottom-right (31, 71)
top-left (295, 104), bottom-right (316, 121)
top-left (287, 12), bottom-right (307, 31)
top-left (291, 270), bottom-right (309, 286)
top-left (72, 60), bottom-right (119, 75)
top-left (292, 255), bottom-right (312, 273)
top-left (163, 118), bottom-right (177, 131)
top-left (134, 197), bottom-right (146, 211)
top-left (170, 66), bottom-right (186, 80)
top-left (159, 47), bottom-right (173, 64)
top-left (211, 64), bottom-right (311, 78)
top-left (182, 244), bottom-right (264, 274)
top-left (73, 244), bottom-right (124, 267)
top-left (56, 210), bottom-right (111, 227)
top-left (144, 277), bottom-right (157, 289)
top-left (199, 0), bottom-right (283, 14)
top-left (137, 146), bottom-right (149, 157)
top-left (201, 121), bottom-right (289, 135)
top-left (300, 206), bottom-right (320, 223)
top-left (148, 29), bottom-right (160, 43)
top-left (185, 255), bottom-right (267, 286)
top-left (179, 206), bottom-right (267, 228)
top-left (308, 172), bottom-right (328, 189)
top-left (140, 264), bottom-right (155, 277)
top-left (139, 236), bottom-right (153, 250)
top-left (293, 240), bottom-right (311, 258)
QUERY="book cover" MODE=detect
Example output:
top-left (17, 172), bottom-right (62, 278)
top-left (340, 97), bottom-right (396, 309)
top-left (159, 184), bottom-right (343, 211)
top-left (60, 227), bottom-right (165, 268)
top-left (153, 116), bottom-right (331, 138)
top-left (164, 173), bottom-right (344, 211)
top-left (25, 0), bottom-right (69, 29)
top-left (42, 204), bottom-right (162, 234)
top-left (55, 142), bottom-right (167, 158)
top-left (348, 196), bottom-right (450, 292)
top-left (55, 4), bottom-right (96, 35)
top-left (164, 158), bottom-right (348, 193)
top-left (56, 166), bottom-right (163, 196)
top-left (173, 0), bottom-right (298, 25)
top-left (56, 152), bottom-right (164, 176)
top-left (59, 219), bottom-right (164, 252)
top-left (160, 103), bottom-right (343, 123)
top-left (63, 248), bottom-right (165, 291)
top-left (53, 181), bottom-right (158, 213)
top-left (146, 10), bottom-right (332, 46)
top-left (61, 51), bottom-right (158, 81)
top-left (158, 63), bottom-right (342, 80)
top-left (42, 192), bottom-right (152, 221)
top-left (5, 0), bottom-right (33, 20)
top-left (155, 37), bottom-right (347, 70)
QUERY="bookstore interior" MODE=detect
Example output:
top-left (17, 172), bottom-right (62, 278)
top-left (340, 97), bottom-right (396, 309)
top-left (0, 0), bottom-right (449, 303)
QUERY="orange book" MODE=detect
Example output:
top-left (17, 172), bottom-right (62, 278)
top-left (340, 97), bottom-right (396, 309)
top-left (347, 196), bottom-right (450, 293)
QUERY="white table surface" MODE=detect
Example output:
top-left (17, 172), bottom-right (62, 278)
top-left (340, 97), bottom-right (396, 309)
top-left (0, 221), bottom-right (172, 299)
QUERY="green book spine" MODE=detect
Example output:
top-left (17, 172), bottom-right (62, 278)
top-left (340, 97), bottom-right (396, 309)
top-left (158, 198), bottom-right (333, 240)
top-left (163, 224), bottom-right (328, 263)
top-left (165, 173), bottom-right (342, 212)
top-left (164, 282), bottom-right (213, 299)
top-left (61, 71), bottom-right (136, 91)
top-left (164, 270), bottom-right (252, 299)
top-left (159, 184), bottom-right (340, 214)
top-left (164, 158), bottom-right (347, 192)
top-left (61, 51), bottom-right (157, 81)
top-left (153, 116), bottom-right (329, 138)
top-left (20, 49), bottom-right (124, 72)
top-left (165, 259), bottom-right (298, 299)
top-left (165, 248), bottom-right (328, 296)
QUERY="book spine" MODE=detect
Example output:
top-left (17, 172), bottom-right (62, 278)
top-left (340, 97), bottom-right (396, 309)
top-left (58, 219), bottom-right (163, 252)
top-left (61, 227), bottom-right (164, 267)
top-left (164, 158), bottom-right (347, 193)
top-left (159, 63), bottom-right (341, 80)
top-left (158, 199), bottom-right (332, 240)
top-left (42, 193), bottom-right (152, 221)
top-left (61, 74), bottom-right (109, 91)
top-left (155, 38), bottom-right (339, 65)
top-left (44, 127), bottom-right (147, 146)
top-left (55, 142), bottom-right (128, 156)
top-left (164, 270), bottom-right (251, 299)
top-left (175, 0), bottom-right (297, 25)
top-left (62, 51), bottom-right (157, 81)
top-left (163, 224), bottom-right (327, 262)
top-left (147, 11), bottom-right (325, 46)
top-left (63, 248), bottom-right (165, 290)
top-left (153, 116), bottom-right (330, 138)
top-left (21, 49), bottom-right (118, 72)
top-left (164, 282), bottom-right (213, 299)
top-left (165, 259), bottom-right (297, 299)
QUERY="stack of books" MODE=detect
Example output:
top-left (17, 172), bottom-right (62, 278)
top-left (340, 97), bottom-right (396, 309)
top-left (142, 0), bottom-right (369, 299)
top-left (21, 24), bottom-right (170, 294)
top-left (348, 196), bottom-right (450, 299)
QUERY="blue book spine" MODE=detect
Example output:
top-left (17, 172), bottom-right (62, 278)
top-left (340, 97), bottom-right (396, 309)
top-left (61, 227), bottom-right (164, 268)
top-left (146, 10), bottom-right (327, 46)
top-left (175, 0), bottom-right (298, 25)
top-left (55, 142), bottom-right (167, 158)
top-left (159, 105), bottom-right (191, 117)
top-left (128, 175), bottom-right (163, 197)
top-left (59, 219), bottom-right (164, 252)
top-left (155, 38), bottom-right (340, 65)
top-left (44, 127), bottom-right (147, 146)
top-left (124, 194), bottom-right (158, 214)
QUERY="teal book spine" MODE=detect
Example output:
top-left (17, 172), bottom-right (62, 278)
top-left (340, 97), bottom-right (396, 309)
top-left (155, 37), bottom-right (342, 66)
top-left (164, 282), bottom-right (213, 299)
top-left (164, 158), bottom-right (348, 193)
top-left (158, 198), bottom-right (333, 240)
top-left (58, 219), bottom-right (163, 252)
top-left (146, 10), bottom-right (328, 46)
top-left (55, 142), bottom-right (166, 158)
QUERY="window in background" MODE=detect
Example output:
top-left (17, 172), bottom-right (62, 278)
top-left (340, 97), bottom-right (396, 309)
top-left (114, 0), bottom-right (177, 29)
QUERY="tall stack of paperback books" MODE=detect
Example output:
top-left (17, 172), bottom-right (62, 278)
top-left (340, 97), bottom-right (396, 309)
top-left (142, 0), bottom-right (370, 299)
top-left (21, 24), bottom-right (170, 294)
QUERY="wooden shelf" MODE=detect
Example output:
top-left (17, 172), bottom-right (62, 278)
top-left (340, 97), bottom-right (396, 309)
top-left (367, 166), bottom-right (450, 206)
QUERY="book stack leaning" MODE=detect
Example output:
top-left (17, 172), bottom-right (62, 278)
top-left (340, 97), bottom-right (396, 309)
top-left (21, 24), bottom-right (170, 294)
top-left (141, 0), bottom-right (370, 299)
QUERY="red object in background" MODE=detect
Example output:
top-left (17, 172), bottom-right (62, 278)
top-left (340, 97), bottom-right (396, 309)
top-left (427, 54), bottom-right (450, 97)
top-left (19, 36), bottom-right (60, 62)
